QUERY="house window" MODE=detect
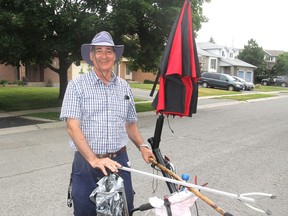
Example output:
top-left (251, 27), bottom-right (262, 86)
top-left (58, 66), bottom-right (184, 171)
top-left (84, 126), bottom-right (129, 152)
top-left (229, 52), bottom-right (234, 58)
top-left (237, 71), bottom-right (244, 79)
top-left (210, 58), bottom-right (217, 71)
top-left (221, 51), bottom-right (225, 57)
top-left (126, 66), bottom-right (131, 75)
top-left (246, 72), bottom-right (252, 82)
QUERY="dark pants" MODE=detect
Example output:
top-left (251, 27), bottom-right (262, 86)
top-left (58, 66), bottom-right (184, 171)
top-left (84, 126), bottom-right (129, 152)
top-left (72, 150), bottom-right (134, 216)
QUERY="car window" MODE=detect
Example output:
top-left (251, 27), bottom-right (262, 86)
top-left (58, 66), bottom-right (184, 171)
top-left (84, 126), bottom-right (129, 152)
top-left (227, 75), bottom-right (235, 81)
top-left (201, 73), bottom-right (209, 78)
top-left (202, 72), bottom-right (219, 79)
top-left (220, 75), bottom-right (227, 81)
top-left (211, 73), bottom-right (219, 79)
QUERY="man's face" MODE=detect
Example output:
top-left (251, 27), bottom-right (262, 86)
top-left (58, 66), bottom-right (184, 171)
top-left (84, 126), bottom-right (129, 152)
top-left (90, 46), bottom-right (116, 73)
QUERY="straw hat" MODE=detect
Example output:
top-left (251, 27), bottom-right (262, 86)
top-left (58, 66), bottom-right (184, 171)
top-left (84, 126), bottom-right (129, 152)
top-left (81, 31), bottom-right (124, 66)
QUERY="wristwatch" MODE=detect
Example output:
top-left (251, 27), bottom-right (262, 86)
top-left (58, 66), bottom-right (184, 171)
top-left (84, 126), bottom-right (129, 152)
top-left (138, 144), bottom-right (150, 151)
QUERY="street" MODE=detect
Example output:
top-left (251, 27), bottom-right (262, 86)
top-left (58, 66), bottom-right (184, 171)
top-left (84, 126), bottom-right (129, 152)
top-left (0, 95), bottom-right (287, 216)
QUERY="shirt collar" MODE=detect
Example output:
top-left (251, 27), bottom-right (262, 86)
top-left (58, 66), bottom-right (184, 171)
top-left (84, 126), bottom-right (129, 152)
top-left (90, 70), bottom-right (117, 85)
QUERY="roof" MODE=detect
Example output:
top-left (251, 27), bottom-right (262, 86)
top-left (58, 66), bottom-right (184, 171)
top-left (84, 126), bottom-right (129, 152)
top-left (264, 50), bottom-right (285, 57)
top-left (197, 46), bottom-right (219, 57)
top-left (220, 58), bottom-right (257, 68)
top-left (197, 42), bottom-right (223, 50)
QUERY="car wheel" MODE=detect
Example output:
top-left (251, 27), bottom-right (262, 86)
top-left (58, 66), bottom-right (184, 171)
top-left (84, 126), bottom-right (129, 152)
top-left (228, 85), bottom-right (234, 91)
top-left (263, 81), bottom-right (268, 86)
top-left (202, 82), bottom-right (208, 88)
top-left (281, 83), bottom-right (286, 87)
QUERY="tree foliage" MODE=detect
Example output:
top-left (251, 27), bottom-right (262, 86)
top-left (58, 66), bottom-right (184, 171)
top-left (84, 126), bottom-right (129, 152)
top-left (238, 39), bottom-right (267, 81)
top-left (273, 52), bottom-right (288, 76)
top-left (0, 0), bottom-right (208, 99)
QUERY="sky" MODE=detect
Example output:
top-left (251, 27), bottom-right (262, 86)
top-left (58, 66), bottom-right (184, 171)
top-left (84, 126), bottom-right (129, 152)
top-left (196, 0), bottom-right (288, 51)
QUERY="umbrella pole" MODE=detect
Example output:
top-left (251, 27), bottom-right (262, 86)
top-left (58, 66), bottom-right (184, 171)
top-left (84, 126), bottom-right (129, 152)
top-left (148, 158), bottom-right (231, 216)
top-left (148, 114), bottom-right (178, 193)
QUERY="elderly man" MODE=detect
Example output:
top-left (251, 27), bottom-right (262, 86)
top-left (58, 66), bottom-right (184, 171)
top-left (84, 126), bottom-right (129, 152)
top-left (60, 31), bottom-right (155, 216)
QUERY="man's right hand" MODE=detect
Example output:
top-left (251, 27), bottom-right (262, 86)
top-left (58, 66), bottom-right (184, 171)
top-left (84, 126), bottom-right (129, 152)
top-left (90, 157), bottom-right (122, 175)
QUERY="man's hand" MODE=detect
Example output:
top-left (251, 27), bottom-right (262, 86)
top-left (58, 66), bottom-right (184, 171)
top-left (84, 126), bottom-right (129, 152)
top-left (140, 147), bottom-right (156, 163)
top-left (90, 157), bottom-right (122, 176)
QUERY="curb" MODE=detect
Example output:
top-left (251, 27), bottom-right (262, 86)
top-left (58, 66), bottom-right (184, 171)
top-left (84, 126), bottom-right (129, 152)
top-left (0, 121), bottom-right (65, 136)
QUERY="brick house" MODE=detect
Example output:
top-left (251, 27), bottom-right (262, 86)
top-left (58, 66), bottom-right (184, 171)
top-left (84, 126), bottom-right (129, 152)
top-left (2, 43), bottom-right (283, 85)
top-left (0, 57), bottom-right (157, 86)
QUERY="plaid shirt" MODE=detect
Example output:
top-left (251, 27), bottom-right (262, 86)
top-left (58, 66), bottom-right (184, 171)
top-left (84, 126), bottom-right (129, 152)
top-left (60, 71), bottom-right (137, 154)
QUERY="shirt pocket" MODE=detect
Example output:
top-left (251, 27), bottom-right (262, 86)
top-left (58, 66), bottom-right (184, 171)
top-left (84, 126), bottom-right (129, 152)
top-left (113, 92), bottom-right (130, 121)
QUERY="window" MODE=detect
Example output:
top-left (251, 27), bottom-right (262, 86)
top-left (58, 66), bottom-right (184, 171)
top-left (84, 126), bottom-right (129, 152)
top-left (126, 67), bottom-right (131, 75)
top-left (229, 52), bottom-right (234, 58)
top-left (220, 75), bottom-right (227, 81)
top-left (237, 71), bottom-right (244, 79)
top-left (210, 58), bottom-right (217, 71)
top-left (246, 72), bottom-right (252, 82)
top-left (221, 51), bottom-right (225, 57)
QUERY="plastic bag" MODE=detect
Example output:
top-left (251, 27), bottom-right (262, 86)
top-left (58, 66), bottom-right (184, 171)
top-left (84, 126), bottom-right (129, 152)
top-left (89, 173), bottom-right (129, 216)
top-left (146, 190), bottom-right (198, 216)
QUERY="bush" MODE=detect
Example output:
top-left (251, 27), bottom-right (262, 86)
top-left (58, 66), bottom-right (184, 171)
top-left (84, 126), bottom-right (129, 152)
top-left (0, 80), bottom-right (9, 86)
top-left (143, 79), bottom-right (156, 84)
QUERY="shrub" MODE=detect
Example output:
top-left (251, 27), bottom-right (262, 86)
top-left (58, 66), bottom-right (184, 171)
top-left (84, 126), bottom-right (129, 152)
top-left (0, 80), bottom-right (9, 86)
top-left (143, 79), bottom-right (156, 84)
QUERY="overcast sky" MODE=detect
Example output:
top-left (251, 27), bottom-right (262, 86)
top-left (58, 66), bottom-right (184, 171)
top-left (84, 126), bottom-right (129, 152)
top-left (196, 0), bottom-right (288, 51)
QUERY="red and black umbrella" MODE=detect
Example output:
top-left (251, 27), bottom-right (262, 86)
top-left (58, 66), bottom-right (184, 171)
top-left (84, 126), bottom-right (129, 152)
top-left (151, 0), bottom-right (201, 117)
top-left (148, 0), bottom-right (201, 194)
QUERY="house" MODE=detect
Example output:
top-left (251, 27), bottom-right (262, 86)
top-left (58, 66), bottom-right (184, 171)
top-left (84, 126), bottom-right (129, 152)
top-left (264, 50), bottom-right (285, 69)
top-left (197, 42), bottom-right (256, 82)
top-left (0, 58), bottom-right (140, 87)
top-left (5, 42), bottom-right (277, 85)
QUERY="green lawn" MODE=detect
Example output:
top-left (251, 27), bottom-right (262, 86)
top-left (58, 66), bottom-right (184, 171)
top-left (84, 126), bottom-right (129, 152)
top-left (25, 102), bottom-right (156, 121)
top-left (0, 86), bottom-right (61, 111)
top-left (218, 93), bottom-right (276, 101)
top-left (1, 84), bottom-right (287, 118)
top-left (254, 84), bottom-right (287, 92)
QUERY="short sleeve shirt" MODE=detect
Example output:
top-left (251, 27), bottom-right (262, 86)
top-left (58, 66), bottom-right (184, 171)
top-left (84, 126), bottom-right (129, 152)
top-left (60, 71), bottom-right (137, 154)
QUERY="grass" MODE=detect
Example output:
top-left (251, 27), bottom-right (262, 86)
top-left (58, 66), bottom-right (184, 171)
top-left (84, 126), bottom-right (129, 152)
top-left (1, 84), bottom-right (287, 120)
top-left (254, 84), bottom-right (287, 92)
top-left (0, 86), bottom-right (61, 111)
top-left (129, 83), bottom-right (157, 91)
top-left (198, 87), bottom-right (240, 96)
top-left (217, 93), bottom-right (276, 101)
top-left (24, 102), bottom-right (155, 121)
top-left (25, 112), bottom-right (60, 121)
top-left (135, 102), bottom-right (155, 112)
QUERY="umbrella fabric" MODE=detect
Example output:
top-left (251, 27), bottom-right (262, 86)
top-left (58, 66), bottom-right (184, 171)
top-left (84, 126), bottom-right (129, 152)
top-left (152, 0), bottom-right (200, 117)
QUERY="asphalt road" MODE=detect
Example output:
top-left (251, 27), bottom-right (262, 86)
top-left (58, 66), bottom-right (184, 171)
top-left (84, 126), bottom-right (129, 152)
top-left (0, 95), bottom-right (287, 216)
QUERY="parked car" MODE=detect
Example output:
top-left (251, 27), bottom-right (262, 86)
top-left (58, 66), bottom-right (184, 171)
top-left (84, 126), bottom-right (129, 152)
top-left (232, 76), bottom-right (255, 91)
top-left (261, 76), bottom-right (288, 87)
top-left (199, 72), bottom-right (244, 91)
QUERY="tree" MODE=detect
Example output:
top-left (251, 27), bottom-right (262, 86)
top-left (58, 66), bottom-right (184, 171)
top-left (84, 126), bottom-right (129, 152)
top-left (273, 52), bottom-right (288, 76)
top-left (0, 0), bottom-right (208, 100)
top-left (238, 39), bottom-right (267, 82)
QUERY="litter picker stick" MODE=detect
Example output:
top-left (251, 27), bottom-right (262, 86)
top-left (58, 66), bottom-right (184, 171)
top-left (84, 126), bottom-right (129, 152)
top-left (149, 158), bottom-right (229, 215)
top-left (120, 164), bottom-right (275, 215)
